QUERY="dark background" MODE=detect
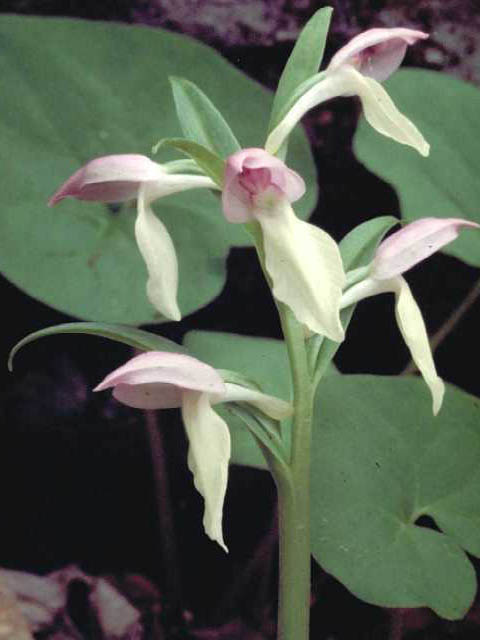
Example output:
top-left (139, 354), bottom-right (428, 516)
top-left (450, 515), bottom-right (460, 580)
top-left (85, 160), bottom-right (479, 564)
top-left (0, 1), bottom-right (479, 638)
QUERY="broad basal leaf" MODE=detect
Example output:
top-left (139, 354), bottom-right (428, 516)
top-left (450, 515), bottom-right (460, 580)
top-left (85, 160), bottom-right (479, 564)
top-left (311, 375), bottom-right (480, 619)
top-left (354, 69), bottom-right (480, 268)
top-left (0, 16), bottom-right (317, 323)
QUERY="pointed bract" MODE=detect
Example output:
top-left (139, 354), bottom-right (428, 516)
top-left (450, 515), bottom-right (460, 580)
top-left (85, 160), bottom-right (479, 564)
top-left (371, 217), bottom-right (480, 280)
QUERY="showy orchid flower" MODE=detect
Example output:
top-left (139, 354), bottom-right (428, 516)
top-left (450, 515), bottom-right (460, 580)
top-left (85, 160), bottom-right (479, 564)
top-left (341, 218), bottom-right (480, 414)
top-left (223, 148), bottom-right (345, 342)
top-left (94, 351), bottom-right (292, 551)
top-left (49, 154), bottom-right (218, 322)
top-left (266, 28), bottom-right (429, 156)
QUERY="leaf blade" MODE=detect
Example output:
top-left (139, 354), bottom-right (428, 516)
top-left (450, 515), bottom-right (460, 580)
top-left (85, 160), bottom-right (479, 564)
top-left (269, 7), bottom-right (333, 132)
top-left (169, 76), bottom-right (241, 158)
top-left (9, 322), bottom-right (186, 371)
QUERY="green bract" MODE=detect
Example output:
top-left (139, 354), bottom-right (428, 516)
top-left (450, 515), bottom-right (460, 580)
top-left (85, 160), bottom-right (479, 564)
top-left (311, 375), bottom-right (480, 620)
top-left (0, 15), bottom-right (317, 323)
top-left (268, 7), bottom-right (332, 133)
top-left (354, 69), bottom-right (480, 268)
top-left (8, 322), bottom-right (188, 371)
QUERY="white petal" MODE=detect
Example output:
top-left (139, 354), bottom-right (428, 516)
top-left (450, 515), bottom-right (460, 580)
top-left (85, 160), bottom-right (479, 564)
top-left (265, 74), bottom-right (346, 155)
top-left (219, 383), bottom-right (293, 420)
top-left (341, 276), bottom-right (444, 415)
top-left (135, 184), bottom-right (181, 321)
top-left (181, 391), bottom-right (231, 552)
top-left (393, 276), bottom-right (444, 415)
top-left (258, 200), bottom-right (345, 341)
top-left (344, 67), bottom-right (430, 157)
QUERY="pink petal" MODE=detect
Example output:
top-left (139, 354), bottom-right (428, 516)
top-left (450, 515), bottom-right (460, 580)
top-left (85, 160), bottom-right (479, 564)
top-left (222, 148), bottom-right (305, 223)
top-left (328, 28), bottom-right (428, 83)
top-left (371, 217), bottom-right (480, 280)
top-left (94, 351), bottom-right (226, 409)
top-left (49, 154), bottom-right (164, 206)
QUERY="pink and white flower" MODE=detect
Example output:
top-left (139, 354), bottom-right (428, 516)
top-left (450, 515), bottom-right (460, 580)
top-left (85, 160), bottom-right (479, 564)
top-left (49, 154), bottom-right (217, 322)
top-left (94, 351), bottom-right (292, 551)
top-left (223, 148), bottom-right (345, 342)
top-left (341, 218), bottom-right (480, 414)
top-left (266, 28), bottom-right (429, 157)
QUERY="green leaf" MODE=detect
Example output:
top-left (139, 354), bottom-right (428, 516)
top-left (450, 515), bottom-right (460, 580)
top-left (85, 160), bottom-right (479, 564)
top-left (340, 215), bottom-right (399, 271)
top-left (354, 69), bottom-right (480, 268)
top-left (0, 15), bottom-right (317, 323)
top-left (269, 7), bottom-right (333, 131)
top-left (311, 375), bottom-right (480, 619)
top-left (169, 76), bottom-right (241, 158)
top-left (153, 137), bottom-right (224, 186)
top-left (9, 322), bottom-right (186, 371)
top-left (313, 216), bottom-right (398, 380)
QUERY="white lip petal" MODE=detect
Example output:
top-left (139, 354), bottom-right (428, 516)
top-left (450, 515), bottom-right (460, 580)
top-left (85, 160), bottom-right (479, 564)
top-left (392, 276), bottom-right (445, 415)
top-left (135, 184), bottom-right (181, 321)
top-left (341, 276), bottom-right (444, 415)
top-left (220, 383), bottom-right (293, 420)
top-left (181, 391), bottom-right (231, 552)
top-left (259, 200), bottom-right (345, 342)
top-left (343, 67), bottom-right (430, 157)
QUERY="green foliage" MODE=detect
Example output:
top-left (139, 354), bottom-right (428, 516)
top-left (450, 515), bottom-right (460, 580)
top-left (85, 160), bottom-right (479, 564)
top-left (311, 375), bottom-right (480, 619)
top-left (0, 15), bottom-right (317, 323)
top-left (169, 77), bottom-right (241, 158)
top-left (354, 70), bottom-right (480, 268)
top-left (8, 322), bottom-right (186, 370)
top-left (269, 7), bottom-right (332, 131)
top-left (190, 329), bottom-right (480, 618)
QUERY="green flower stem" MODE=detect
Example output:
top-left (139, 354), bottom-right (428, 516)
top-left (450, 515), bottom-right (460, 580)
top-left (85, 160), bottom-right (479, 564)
top-left (276, 304), bottom-right (314, 640)
top-left (249, 220), bottom-right (315, 639)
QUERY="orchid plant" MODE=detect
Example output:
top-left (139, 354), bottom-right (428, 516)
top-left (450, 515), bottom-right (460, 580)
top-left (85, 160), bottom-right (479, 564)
top-left (8, 8), bottom-right (480, 640)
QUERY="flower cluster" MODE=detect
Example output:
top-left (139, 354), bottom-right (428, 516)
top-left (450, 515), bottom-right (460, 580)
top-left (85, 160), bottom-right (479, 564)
top-left (48, 26), bottom-right (479, 549)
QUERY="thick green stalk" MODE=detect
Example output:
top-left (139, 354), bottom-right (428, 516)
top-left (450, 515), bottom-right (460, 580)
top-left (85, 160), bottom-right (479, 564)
top-left (275, 304), bottom-right (314, 640)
